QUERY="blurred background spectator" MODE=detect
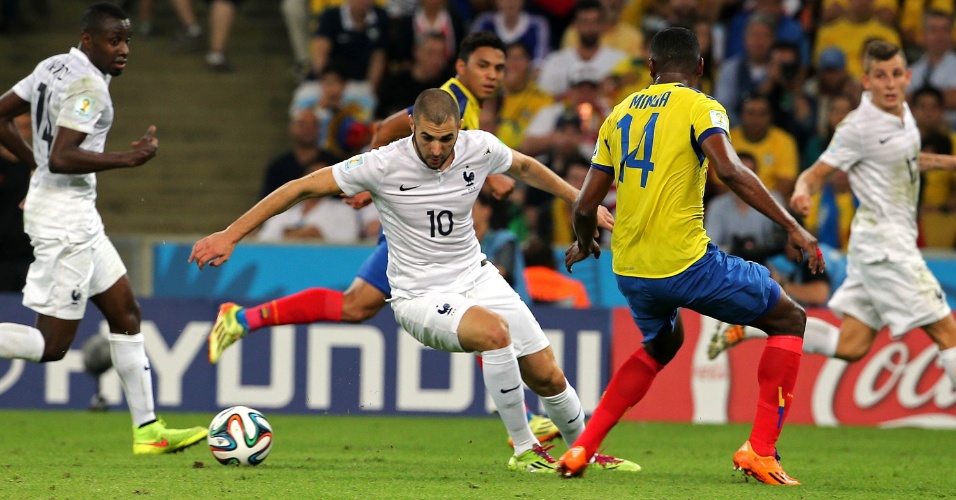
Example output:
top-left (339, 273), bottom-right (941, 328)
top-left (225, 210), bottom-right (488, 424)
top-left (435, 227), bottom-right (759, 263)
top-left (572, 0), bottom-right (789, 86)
top-left (522, 235), bottom-right (590, 308)
top-left (473, 191), bottom-right (529, 302)
top-left (536, 0), bottom-right (626, 97)
top-left (375, 32), bottom-right (451, 120)
top-left (814, 0), bottom-right (901, 79)
top-left (484, 41), bottom-right (553, 149)
top-left (260, 109), bottom-right (321, 199)
top-left (559, 0), bottom-right (642, 58)
top-left (725, 93), bottom-right (800, 199)
top-left (471, 0), bottom-right (550, 69)
top-left (257, 154), bottom-right (379, 243)
top-left (713, 13), bottom-right (775, 125)
top-left (906, 10), bottom-right (956, 128)
top-left (388, 0), bottom-right (464, 71)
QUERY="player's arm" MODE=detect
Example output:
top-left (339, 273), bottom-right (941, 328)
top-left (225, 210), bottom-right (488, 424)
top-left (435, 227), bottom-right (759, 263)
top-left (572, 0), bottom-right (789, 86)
top-left (370, 109), bottom-right (412, 149)
top-left (189, 167), bottom-right (344, 269)
top-left (703, 133), bottom-right (824, 273)
top-left (507, 148), bottom-right (614, 231)
top-left (789, 160), bottom-right (838, 216)
top-left (918, 152), bottom-right (956, 171)
top-left (0, 90), bottom-right (35, 168)
top-left (48, 125), bottom-right (157, 173)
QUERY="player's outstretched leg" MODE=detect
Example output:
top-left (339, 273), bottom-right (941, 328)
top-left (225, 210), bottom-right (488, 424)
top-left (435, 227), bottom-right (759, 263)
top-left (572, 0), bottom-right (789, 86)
top-left (209, 302), bottom-right (247, 364)
top-left (707, 322), bottom-right (765, 359)
top-left (133, 418), bottom-right (208, 455)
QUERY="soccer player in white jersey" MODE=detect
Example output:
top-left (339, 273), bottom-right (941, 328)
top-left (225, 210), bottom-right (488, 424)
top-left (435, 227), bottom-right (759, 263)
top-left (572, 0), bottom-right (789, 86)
top-left (0, 3), bottom-right (206, 454)
top-left (708, 40), bottom-right (956, 387)
top-left (190, 88), bottom-right (638, 472)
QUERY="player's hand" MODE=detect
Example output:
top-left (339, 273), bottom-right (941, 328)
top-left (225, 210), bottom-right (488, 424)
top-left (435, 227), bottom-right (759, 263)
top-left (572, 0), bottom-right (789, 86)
top-left (565, 240), bottom-right (601, 273)
top-left (596, 205), bottom-right (614, 232)
top-left (789, 189), bottom-right (812, 217)
top-left (787, 225), bottom-right (825, 274)
top-left (129, 125), bottom-right (158, 166)
top-left (486, 174), bottom-right (515, 200)
top-left (341, 191), bottom-right (373, 209)
top-left (188, 230), bottom-right (236, 270)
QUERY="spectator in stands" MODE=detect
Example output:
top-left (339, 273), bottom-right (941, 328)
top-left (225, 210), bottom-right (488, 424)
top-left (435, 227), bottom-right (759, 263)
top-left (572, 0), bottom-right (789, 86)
top-left (259, 109), bottom-right (320, 199)
top-left (820, 0), bottom-right (895, 27)
top-left (523, 235), bottom-right (591, 308)
top-left (311, 0), bottom-right (388, 95)
top-left (759, 41), bottom-right (816, 150)
top-left (906, 10), bottom-right (956, 128)
top-left (312, 64), bottom-right (373, 158)
top-left (470, 0), bottom-right (551, 68)
top-left (724, 0), bottom-right (810, 66)
top-left (814, 0), bottom-right (901, 79)
top-left (522, 69), bottom-right (610, 158)
top-left (257, 153), bottom-right (379, 243)
top-left (375, 33), bottom-right (450, 120)
top-left (473, 192), bottom-right (529, 302)
top-left (491, 42), bottom-right (553, 150)
top-left (918, 131), bottom-right (956, 248)
top-left (522, 131), bottom-right (589, 244)
top-left (388, 0), bottom-right (464, 70)
top-left (560, 0), bottom-right (643, 58)
top-left (713, 13), bottom-right (775, 125)
top-left (804, 47), bottom-right (862, 141)
top-left (705, 152), bottom-right (787, 266)
top-left (0, 114), bottom-right (33, 292)
top-left (728, 93), bottom-right (800, 198)
top-left (169, 0), bottom-right (241, 72)
top-left (803, 93), bottom-right (854, 171)
top-left (897, 0), bottom-right (955, 50)
top-left (549, 157), bottom-right (590, 246)
top-left (281, 0), bottom-right (312, 80)
top-left (536, 0), bottom-right (626, 97)
top-left (804, 169), bottom-right (856, 252)
top-left (912, 87), bottom-right (956, 248)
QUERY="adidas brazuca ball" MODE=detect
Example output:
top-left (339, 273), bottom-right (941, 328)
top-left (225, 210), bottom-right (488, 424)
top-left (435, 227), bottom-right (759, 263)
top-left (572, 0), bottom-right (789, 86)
top-left (208, 406), bottom-right (273, 466)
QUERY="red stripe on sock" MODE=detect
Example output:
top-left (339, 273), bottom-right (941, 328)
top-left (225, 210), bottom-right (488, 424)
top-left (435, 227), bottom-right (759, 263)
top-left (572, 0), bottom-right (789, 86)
top-left (246, 288), bottom-right (343, 331)
top-left (574, 348), bottom-right (663, 457)
top-left (749, 335), bottom-right (802, 457)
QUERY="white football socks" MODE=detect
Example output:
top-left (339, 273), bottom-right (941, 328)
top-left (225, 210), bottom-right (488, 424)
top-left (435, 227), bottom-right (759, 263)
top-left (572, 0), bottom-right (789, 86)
top-left (938, 346), bottom-right (956, 386)
top-left (108, 333), bottom-right (157, 427)
top-left (539, 382), bottom-right (584, 446)
top-left (802, 317), bottom-right (840, 357)
top-left (481, 344), bottom-right (536, 454)
top-left (0, 323), bottom-right (44, 362)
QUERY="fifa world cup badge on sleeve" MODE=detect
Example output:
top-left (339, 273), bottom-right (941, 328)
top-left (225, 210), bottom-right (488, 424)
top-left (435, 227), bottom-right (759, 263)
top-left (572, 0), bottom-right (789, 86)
top-left (73, 97), bottom-right (95, 121)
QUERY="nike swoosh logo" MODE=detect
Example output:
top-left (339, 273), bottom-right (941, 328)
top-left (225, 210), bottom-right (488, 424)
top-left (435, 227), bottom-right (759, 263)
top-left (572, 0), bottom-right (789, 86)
top-left (146, 438), bottom-right (169, 448)
top-left (879, 136), bottom-right (895, 144)
top-left (399, 184), bottom-right (421, 191)
top-left (568, 410), bottom-right (583, 424)
top-left (500, 384), bottom-right (521, 394)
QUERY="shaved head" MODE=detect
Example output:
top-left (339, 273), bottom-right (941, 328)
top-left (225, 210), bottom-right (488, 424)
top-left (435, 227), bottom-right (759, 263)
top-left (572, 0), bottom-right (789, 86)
top-left (413, 88), bottom-right (461, 127)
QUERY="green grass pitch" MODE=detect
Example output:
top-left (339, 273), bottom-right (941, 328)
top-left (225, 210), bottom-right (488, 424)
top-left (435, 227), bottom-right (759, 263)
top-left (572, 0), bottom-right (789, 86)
top-left (0, 410), bottom-right (952, 499)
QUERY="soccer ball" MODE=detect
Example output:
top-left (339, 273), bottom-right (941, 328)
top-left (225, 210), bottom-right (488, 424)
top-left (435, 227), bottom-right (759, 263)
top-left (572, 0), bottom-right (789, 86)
top-left (208, 406), bottom-right (273, 466)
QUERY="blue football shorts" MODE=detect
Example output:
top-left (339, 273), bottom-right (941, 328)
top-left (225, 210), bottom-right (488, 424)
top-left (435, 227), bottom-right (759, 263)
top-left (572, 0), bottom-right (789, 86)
top-left (615, 243), bottom-right (780, 343)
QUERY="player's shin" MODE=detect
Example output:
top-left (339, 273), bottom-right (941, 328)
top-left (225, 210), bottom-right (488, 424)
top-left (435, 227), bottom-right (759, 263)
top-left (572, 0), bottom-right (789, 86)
top-left (109, 333), bottom-right (157, 427)
top-left (482, 344), bottom-right (537, 453)
top-left (749, 335), bottom-right (802, 457)
top-left (573, 348), bottom-right (662, 457)
top-left (539, 382), bottom-right (584, 445)
top-left (0, 323), bottom-right (44, 362)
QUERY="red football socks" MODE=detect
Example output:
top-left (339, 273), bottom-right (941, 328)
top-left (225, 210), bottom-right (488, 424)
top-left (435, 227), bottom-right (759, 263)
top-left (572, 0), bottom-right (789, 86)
top-left (574, 348), bottom-right (663, 457)
top-left (749, 335), bottom-right (803, 457)
top-left (244, 288), bottom-right (344, 331)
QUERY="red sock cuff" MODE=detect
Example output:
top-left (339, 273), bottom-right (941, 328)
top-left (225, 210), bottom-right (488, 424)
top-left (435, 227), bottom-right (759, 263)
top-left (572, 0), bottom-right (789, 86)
top-left (766, 335), bottom-right (803, 354)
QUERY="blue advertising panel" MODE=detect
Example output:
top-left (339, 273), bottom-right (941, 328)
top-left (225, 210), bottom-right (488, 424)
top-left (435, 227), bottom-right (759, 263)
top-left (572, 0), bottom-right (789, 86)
top-left (0, 295), bottom-right (612, 416)
top-left (153, 242), bottom-right (624, 306)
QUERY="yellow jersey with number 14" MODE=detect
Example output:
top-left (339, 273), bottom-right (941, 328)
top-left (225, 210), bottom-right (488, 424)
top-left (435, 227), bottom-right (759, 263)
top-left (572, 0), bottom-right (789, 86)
top-left (591, 83), bottom-right (730, 278)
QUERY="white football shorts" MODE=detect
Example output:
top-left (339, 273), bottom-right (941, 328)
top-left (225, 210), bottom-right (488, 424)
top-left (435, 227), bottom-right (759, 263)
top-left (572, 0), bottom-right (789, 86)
top-left (389, 265), bottom-right (551, 356)
top-left (22, 231), bottom-right (127, 320)
top-left (829, 255), bottom-right (951, 338)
